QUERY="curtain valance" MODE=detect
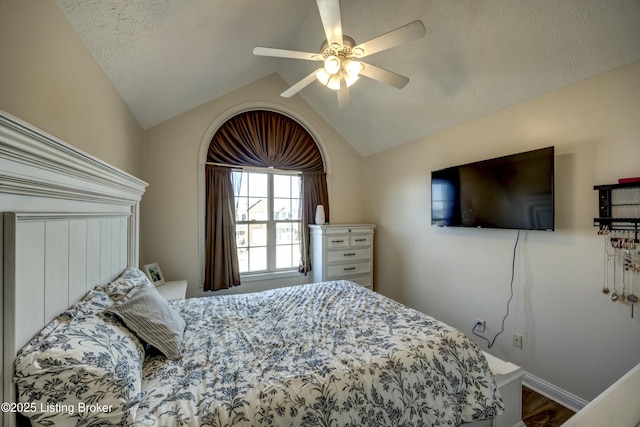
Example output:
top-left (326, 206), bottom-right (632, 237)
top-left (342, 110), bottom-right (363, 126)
top-left (208, 110), bottom-right (324, 172)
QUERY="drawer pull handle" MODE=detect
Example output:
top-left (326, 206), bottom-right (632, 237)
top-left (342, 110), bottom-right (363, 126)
top-left (355, 238), bottom-right (367, 242)
top-left (344, 267), bottom-right (356, 271)
top-left (343, 253), bottom-right (356, 257)
top-left (332, 239), bottom-right (345, 243)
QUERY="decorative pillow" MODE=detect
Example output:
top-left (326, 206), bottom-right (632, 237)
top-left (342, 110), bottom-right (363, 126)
top-left (119, 266), bottom-right (155, 286)
top-left (14, 291), bottom-right (145, 426)
top-left (107, 285), bottom-right (186, 360)
top-left (74, 288), bottom-right (115, 314)
top-left (96, 267), bottom-right (154, 302)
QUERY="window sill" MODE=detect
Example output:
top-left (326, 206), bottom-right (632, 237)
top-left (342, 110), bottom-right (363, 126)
top-left (240, 269), bottom-right (303, 283)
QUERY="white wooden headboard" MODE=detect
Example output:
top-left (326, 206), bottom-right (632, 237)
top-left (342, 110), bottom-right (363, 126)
top-left (0, 111), bottom-right (147, 427)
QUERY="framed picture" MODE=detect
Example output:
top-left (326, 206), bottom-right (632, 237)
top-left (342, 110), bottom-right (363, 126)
top-left (143, 262), bottom-right (165, 286)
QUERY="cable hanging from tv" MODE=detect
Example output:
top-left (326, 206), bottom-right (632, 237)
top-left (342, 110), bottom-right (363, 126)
top-left (472, 229), bottom-right (520, 349)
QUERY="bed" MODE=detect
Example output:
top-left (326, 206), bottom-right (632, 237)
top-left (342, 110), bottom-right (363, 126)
top-left (1, 110), bottom-right (504, 426)
top-left (13, 269), bottom-right (503, 426)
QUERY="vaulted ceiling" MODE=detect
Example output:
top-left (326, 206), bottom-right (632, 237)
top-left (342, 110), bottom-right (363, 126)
top-left (54, 0), bottom-right (640, 157)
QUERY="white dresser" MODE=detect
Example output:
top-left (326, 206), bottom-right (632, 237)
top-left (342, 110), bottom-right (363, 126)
top-left (309, 224), bottom-right (375, 290)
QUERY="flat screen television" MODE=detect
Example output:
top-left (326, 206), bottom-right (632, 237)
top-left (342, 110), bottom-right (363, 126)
top-left (431, 146), bottom-right (554, 231)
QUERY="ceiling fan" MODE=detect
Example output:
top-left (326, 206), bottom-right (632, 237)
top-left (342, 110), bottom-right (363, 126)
top-left (253, 0), bottom-right (426, 108)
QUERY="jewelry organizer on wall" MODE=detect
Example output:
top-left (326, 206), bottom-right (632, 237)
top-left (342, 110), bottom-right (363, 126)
top-left (594, 182), bottom-right (640, 317)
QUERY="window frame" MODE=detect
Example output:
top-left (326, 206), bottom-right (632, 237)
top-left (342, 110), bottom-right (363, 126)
top-left (233, 166), bottom-right (302, 277)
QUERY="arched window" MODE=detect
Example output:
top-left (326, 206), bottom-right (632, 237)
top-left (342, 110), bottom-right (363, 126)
top-left (204, 110), bottom-right (328, 291)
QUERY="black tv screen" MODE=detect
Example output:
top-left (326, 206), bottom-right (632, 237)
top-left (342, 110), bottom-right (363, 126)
top-left (431, 147), bottom-right (554, 231)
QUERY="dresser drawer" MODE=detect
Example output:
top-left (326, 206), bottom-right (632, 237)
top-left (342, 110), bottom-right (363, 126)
top-left (326, 234), bottom-right (350, 249)
top-left (350, 234), bottom-right (371, 247)
top-left (327, 261), bottom-right (371, 278)
top-left (348, 275), bottom-right (372, 289)
top-left (327, 248), bottom-right (371, 263)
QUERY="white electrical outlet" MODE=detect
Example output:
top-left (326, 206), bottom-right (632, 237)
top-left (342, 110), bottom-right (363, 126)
top-left (513, 333), bottom-right (523, 349)
top-left (474, 318), bottom-right (486, 334)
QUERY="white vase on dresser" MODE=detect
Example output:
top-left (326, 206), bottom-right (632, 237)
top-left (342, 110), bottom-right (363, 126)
top-left (309, 224), bottom-right (375, 290)
top-left (314, 204), bottom-right (326, 225)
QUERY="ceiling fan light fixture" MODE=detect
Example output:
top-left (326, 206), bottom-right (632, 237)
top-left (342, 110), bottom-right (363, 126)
top-left (315, 68), bottom-right (331, 85)
top-left (324, 55), bottom-right (341, 74)
top-left (342, 59), bottom-right (361, 87)
top-left (344, 72), bottom-right (359, 88)
top-left (327, 73), bottom-right (342, 90)
top-left (344, 59), bottom-right (362, 76)
top-left (316, 68), bottom-right (345, 90)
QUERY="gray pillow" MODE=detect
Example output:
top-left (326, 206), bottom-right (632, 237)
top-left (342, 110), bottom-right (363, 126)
top-left (108, 285), bottom-right (185, 359)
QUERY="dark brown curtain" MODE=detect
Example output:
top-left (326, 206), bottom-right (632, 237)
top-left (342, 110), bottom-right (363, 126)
top-left (205, 110), bottom-right (328, 285)
top-left (204, 165), bottom-right (240, 291)
top-left (208, 110), bottom-right (324, 172)
top-left (299, 171), bottom-right (330, 274)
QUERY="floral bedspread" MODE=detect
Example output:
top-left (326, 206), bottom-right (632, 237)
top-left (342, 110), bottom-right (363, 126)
top-left (135, 281), bottom-right (503, 426)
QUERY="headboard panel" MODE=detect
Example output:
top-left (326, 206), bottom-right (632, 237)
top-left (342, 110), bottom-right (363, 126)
top-left (1, 111), bottom-right (147, 427)
top-left (4, 212), bottom-right (130, 349)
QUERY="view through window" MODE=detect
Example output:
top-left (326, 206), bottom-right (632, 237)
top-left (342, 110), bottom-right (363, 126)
top-left (233, 170), bottom-right (301, 273)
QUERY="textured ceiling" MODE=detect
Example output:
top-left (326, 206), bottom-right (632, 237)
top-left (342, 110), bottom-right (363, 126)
top-left (55, 0), bottom-right (640, 157)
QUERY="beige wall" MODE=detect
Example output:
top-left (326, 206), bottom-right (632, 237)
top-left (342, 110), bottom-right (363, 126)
top-left (5, 0), bottom-right (638, 404)
top-left (141, 73), bottom-right (365, 297)
top-left (363, 61), bottom-right (640, 402)
top-left (0, 0), bottom-right (143, 177)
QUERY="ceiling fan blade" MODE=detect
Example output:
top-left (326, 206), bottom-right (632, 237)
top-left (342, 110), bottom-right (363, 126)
top-left (359, 62), bottom-right (410, 89)
top-left (317, 0), bottom-right (343, 48)
top-left (352, 20), bottom-right (426, 58)
top-left (253, 47), bottom-right (321, 61)
top-left (337, 80), bottom-right (350, 108)
top-left (281, 69), bottom-right (320, 98)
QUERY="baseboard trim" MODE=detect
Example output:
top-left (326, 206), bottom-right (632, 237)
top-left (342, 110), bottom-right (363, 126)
top-left (522, 372), bottom-right (588, 413)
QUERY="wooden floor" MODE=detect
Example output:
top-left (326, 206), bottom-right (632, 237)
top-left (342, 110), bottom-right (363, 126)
top-left (522, 386), bottom-right (576, 427)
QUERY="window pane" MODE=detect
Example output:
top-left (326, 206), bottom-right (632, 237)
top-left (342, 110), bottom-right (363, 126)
top-left (273, 174), bottom-right (301, 221)
top-left (292, 243), bottom-right (301, 266)
top-left (235, 197), bottom-right (249, 221)
top-left (276, 245), bottom-right (294, 269)
top-left (273, 174), bottom-right (291, 198)
top-left (292, 222), bottom-right (301, 244)
top-left (248, 223), bottom-right (267, 246)
top-left (290, 198), bottom-right (300, 221)
top-left (232, 171), bottom-right (246, 197)
top-left (248, 173), bottom-right (267, 197)
top-left (292, 176), bottom-right (300, 198)
top-left (276, 223), bottom-right (293, 244)
top-left (248, 197), bottom-right (268, 221)
top-left (273, 198), bottom-right (292, 220)
top-left (236, 224), bottom-right (248, 248)
top-left (249, 247), bottom-right (267, 271)
top-left (238, 248), bottom-right (249, 273)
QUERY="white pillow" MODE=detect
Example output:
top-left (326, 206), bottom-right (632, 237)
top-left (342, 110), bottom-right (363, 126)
top-left (14, 292), bottom-right (144, 426)
top-left (96, 267), bottom-right (154, 302)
